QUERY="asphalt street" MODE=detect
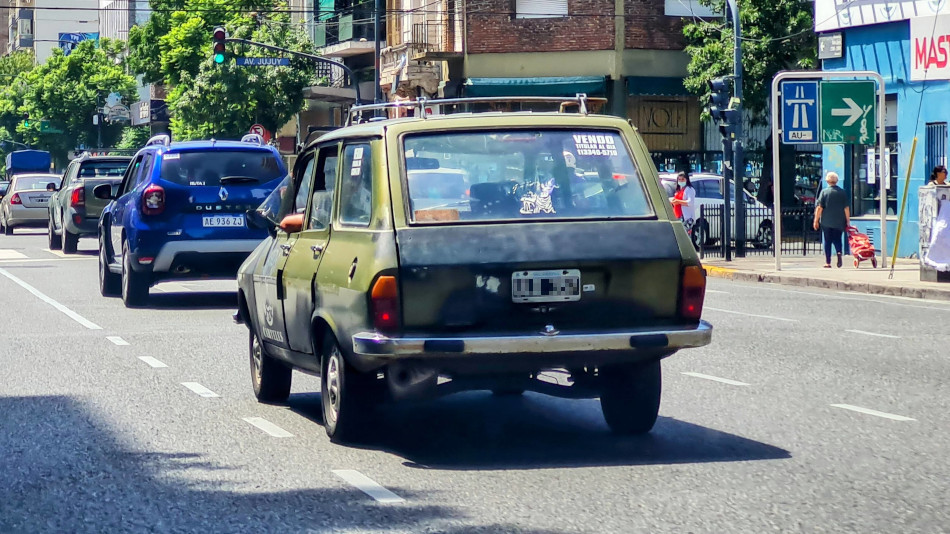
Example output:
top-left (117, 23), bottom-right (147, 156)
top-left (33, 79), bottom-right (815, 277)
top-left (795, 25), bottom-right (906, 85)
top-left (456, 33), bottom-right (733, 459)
top-left (0, 228), bottom-right (948, 533)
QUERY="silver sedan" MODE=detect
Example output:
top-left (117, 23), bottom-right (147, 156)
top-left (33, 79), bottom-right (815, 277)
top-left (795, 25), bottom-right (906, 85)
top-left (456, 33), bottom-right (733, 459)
top-left (0, 173), bottom-right (62, 235)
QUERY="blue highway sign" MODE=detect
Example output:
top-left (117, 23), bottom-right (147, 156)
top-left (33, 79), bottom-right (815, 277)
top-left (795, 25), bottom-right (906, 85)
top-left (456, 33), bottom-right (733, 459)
top-left (236, 57), bottom-right (291, 67)
top-left (781, 81), bottom-right (819, 144)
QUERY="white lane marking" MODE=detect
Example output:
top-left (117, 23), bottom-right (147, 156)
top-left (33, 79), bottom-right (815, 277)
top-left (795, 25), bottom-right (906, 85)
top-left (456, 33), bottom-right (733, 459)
top-left (107, 336), bottom-right (130, 346)
top-left (705, 289), bottom-right (729, 294)
top-left (138, 356), bottom-right (168, 368)
top-left (0, 257), bottom-right (94, 264)
top-left (681, 372), bottom-right (750, 386)
top-left (154, 282), bottom-right (193, 293)
top-left (332, 470), bottom-right (406, 504)
top-left (845, 329), bottom-right (901, 339)
top-left (243, 417), bottom-right (294, 437)
top-left (0, 267), bottom-right (102, 330)
top-left (42, 248), bottom-right (68, 258)
top-left (830, 404), bottom-right (915, 421)
top-left (731, 284), bottom-right (950, 312)
top-left (0, 249), bottom-right (28, 259)
top-left (181, 382), bottom-right (220, 398)
top-left (704, 306), bottom-right (797, 322)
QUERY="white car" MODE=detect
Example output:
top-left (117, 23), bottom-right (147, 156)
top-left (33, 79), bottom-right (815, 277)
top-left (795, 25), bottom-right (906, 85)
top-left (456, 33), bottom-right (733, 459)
top-left (0, 173), bottom-right (62, 235)
top-left (659, 172), bottom-right (773, 248)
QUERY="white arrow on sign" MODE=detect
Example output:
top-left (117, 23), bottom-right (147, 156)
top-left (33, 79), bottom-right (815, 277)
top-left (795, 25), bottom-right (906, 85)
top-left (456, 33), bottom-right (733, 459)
top-left (831, 97), bottom-right (863, 127)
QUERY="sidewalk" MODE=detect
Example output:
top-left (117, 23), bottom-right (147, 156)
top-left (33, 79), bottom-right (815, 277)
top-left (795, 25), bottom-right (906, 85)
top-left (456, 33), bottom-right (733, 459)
top-left (702, 254), bottom-right (950, 301)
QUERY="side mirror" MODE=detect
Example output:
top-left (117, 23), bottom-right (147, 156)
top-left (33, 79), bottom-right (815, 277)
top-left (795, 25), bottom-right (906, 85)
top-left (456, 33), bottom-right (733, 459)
top-left (93, 183), bottom-right (114, 200)
top-left (279, 213), bottom-right (304, 234)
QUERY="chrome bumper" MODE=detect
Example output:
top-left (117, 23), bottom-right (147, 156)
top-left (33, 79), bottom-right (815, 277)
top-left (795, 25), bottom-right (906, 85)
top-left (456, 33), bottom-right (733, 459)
top-left (352, 320), bottom-right (712, 357)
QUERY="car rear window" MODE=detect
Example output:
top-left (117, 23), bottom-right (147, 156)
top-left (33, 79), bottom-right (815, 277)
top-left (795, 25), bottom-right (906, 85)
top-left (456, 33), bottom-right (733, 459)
top-left (79, 161), bottom-right (129, 177)
top-left (403, 129), bottom-right (652, 223)
top-left (160, 150), bottom-right (283, 187)
top-left (13, 175), bottom-right (60, 191)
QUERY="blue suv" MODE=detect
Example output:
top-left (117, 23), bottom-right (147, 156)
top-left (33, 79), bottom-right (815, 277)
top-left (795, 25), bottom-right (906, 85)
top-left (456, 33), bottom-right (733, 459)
top-left (95, 134), bottom-right (286, 307)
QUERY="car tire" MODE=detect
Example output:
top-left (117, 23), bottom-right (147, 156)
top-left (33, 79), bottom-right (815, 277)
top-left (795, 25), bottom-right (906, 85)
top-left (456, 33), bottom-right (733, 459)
top-left (48, 217), bottom-right (62, 250)
top-left (98, 236), bottom-right (120, 297)
top-left (62, 229), bottom-right (79, 254)
top-left (121, 241), bottom-right (149, 307)
top-left (321, 333), bottom-right (377, 443)
top-left (600, 359), bottom-right (662, 435)
top-left (691, 218), bottom-right (711, 248)
top-left (754, 221), bottom-right (773, 249)
top-left (3, 222), bottom-right (12, 236)
top-left (249, 329), bottom-right (292, 403)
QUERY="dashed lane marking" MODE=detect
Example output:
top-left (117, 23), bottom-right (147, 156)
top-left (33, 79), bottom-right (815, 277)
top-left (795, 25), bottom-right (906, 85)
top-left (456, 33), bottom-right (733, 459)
top-left (681, 372), bottom-right (750, 386)
top-left (0, 249), bottom-right (28, 260)
top-left (0, 267), bottom-right (102, 330)
top-left (830, 404), bottom-right (915, 421)
top-left (332, 470), bottom-right (406, 504)
top-left (107, 336), bottom-right (130, 346)
top-left (181, 382), bottom-right (220, 398)
top-left (705, 289), bottom-right (729, 294)
top-left (243, 417), bottom-right (294, 438)
top-left (138, 356), bottom-right (168, 368)
top-left (845, 329), bottom-right (901, 339)
top-left (704, 306), bottom-right (798, 322)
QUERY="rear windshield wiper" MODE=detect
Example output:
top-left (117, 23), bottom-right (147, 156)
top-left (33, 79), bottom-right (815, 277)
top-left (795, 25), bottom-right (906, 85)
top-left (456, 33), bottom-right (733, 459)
top-left (220, 175), bottom-right (259, 184)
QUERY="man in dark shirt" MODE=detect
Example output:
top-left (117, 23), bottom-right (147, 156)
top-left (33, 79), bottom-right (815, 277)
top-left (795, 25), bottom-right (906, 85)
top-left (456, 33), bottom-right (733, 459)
top-left (813, 171), bottom-right (850, 268)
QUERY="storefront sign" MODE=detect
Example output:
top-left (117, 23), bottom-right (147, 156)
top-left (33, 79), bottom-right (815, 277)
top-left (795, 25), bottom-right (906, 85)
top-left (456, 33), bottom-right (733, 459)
top-left (818, 33), bottom-right (843, 60)
top-left (636, 100), bottom-right (688, 135)
top-left (815, 0), bottom-right (948, 32)
top-left (911, 13), bottom-right (950, 81)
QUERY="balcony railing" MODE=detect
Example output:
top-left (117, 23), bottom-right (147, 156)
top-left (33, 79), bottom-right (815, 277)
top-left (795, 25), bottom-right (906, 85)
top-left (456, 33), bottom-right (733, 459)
top-left (314, 7), bottom-right (377, 48)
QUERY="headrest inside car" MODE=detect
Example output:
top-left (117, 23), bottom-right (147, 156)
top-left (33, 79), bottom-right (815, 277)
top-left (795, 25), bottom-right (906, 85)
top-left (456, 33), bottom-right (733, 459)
top-left (406, 157), bottom-right (440, 170)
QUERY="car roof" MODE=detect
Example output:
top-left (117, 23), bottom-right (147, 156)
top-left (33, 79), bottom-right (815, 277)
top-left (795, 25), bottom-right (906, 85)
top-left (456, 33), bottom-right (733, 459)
top-left (138, 140), bottom-right (282, 157)
top-left (74, 156), bottom-right (132, 163)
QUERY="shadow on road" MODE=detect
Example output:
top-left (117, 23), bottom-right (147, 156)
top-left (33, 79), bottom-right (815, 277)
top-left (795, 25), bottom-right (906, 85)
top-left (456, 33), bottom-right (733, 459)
top-left (0, 395), bottom-right (561, 533)
top-left (141, 291), bottom-right (238, 310)
top-left (286, 390), bottom-right (791, 471)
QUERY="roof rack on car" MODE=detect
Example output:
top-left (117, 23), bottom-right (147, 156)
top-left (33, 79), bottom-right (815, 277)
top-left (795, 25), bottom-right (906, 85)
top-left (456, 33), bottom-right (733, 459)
top-left (240, 133), bottom-right (265, 146)
top-left (345, 94), bottom-right (607, 126)
top-left (145, 134), bottom-right (171, 147)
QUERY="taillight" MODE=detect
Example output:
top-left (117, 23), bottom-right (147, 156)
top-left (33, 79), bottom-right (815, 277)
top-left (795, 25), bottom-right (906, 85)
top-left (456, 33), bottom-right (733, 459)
top-left (10, 193), bottom-right (21, 205)
top-left (70, 187), bottom-right (85, 208)
top-left (371, 275), bottom-right (400, 332)
top-left (680, 265), bottom-right (706, 321)
top-left (142, 184), bottom-right (165, 215)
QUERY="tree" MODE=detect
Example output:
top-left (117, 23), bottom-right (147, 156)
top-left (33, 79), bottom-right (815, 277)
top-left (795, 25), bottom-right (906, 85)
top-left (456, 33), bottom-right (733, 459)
top-left (129, 0), bottom-right (315, 140)
top-left (0, 50), bottom-right (36, 150)
top-left (117, 126), bottom-right (153, 150)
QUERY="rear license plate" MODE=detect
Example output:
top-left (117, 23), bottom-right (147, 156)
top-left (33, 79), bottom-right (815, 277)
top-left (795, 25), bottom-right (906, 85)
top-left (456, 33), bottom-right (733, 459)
top-left (512, 269), bottom-right (581, 303)
top-left (35, 198), bottom-right (48, 203)
top-left (202, 215), bottom-right (245, 227)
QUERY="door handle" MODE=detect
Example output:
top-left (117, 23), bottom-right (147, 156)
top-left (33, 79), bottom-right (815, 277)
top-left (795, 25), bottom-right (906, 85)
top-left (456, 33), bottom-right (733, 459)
top-left (311, 244), bottom-right (323, 254)
top-left (347, 258), bottom-right (358, 282)
top-left (279, 243), bottom-right (292, 255)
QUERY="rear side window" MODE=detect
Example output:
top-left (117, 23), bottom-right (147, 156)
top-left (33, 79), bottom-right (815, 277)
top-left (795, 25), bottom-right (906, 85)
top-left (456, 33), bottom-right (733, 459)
top-left (79, 161), bottom-right (129, 178)
top-left (160, 150), bottom-right (282, 187)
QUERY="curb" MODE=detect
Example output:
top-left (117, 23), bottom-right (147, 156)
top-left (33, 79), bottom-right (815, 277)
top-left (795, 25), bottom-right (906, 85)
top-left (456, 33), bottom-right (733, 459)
top-left (702, 265), bottom-right (950, 302)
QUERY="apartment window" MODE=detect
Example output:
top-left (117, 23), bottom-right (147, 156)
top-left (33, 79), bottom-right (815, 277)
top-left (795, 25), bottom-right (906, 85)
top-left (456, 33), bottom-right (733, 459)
top-left (516, 0), bottom-right (568, 19)
top-left (926, 122), bottom-right (948, 174)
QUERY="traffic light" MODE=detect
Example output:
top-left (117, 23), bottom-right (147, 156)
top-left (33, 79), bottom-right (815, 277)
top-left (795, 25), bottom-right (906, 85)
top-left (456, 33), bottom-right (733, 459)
top-left (212, 26), bottom-right (227, 64)
top-left (706, 77), bottom-right (740, 140)
top-left (22, 112), bottom-right (30, 128)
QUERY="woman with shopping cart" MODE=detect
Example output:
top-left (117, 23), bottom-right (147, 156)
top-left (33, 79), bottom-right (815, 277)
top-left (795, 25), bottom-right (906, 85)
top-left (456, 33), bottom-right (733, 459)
top-left (813, 171), bottom-right (851, 268)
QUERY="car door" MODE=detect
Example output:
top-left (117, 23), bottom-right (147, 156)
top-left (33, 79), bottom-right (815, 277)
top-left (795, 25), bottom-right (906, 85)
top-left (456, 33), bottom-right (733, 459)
top-left (109, 154), bottom-right (146, 258)
top-left (254, 155), bottom-right (316, 351)
top-left (52, 163), bottom-right (77, 230)
top-left (283, 143), bottom-right (338, 354)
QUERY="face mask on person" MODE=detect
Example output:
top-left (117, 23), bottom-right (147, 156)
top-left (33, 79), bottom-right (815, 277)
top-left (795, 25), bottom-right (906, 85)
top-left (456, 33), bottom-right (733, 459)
top-left (678, 180), bottom-right (687, 186)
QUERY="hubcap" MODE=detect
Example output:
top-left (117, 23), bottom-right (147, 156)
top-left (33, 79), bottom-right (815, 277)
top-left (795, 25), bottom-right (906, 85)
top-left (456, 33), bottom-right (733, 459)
top-left (251, 335), bottom-right (263, 386)
top-left (326, 349), bottom-right (341, 424)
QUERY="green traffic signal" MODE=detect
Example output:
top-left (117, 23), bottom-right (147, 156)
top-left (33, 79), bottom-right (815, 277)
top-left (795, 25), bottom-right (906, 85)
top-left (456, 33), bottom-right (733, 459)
top-left (214, 52), bottom-right (225, 64)
top-left (212, 26), bottom-right (227, 65)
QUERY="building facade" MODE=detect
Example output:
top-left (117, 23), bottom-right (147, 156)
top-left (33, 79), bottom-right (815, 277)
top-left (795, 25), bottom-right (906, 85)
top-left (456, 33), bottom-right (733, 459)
top-left (816, 0), bottom-right (949, 256)
top-left (7, 0), bottom-right (101, 63)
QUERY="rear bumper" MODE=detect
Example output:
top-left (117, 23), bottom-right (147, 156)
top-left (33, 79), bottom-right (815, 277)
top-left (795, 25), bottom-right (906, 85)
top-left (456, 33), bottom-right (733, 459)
top-left (6, 205), bottom-right (49, 226)
top-left (62, 208), bottom-right (100, 236)
top-left (147, 239), bottom-right (263, 272)
top-left (352, 320), bottom-right (713, 358)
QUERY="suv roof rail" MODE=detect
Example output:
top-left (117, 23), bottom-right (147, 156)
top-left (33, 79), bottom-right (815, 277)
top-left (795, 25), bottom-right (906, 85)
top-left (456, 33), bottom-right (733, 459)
top-left (145, 134), bottom-right (171, 147)
top-left (240, 133), bottom-right (265, 146)
top-left (345, 94), bottom-right (607, 126)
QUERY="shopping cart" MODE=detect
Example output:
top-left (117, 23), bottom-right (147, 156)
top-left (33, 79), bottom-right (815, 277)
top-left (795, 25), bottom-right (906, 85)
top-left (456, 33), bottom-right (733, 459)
top-left (846, 225), bottom-right (878, 268)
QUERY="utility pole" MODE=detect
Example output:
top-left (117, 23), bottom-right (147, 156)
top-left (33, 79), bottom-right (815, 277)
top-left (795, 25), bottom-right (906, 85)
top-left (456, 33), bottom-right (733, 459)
top-left (374, 0), bottom-right (383, 104)
top-left (726, 0), bottom-right (746, 256)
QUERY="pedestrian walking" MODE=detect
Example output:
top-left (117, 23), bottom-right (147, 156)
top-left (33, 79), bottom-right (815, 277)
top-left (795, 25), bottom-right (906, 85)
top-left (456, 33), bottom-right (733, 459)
top-left (928, 165), bottom-right (947, 186)
top-left (813, 171), bottom-right (850, 268)
top-left (670, 171), bottom-right (697, 238)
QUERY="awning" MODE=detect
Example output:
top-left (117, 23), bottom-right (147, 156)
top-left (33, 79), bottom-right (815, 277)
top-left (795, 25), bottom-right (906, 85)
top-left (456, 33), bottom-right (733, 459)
top-left (626, 76), bottom-right (689, 97)
top-left (463, 76), bottom-right (607, 97)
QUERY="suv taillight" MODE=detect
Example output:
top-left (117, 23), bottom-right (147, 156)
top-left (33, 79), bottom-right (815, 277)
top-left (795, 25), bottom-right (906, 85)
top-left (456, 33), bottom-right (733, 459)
top-left (680, 265), bottom-right (706, 321)
top-left (142, 184), bottom-right (165, 215)
top-left (371, 275), bottom-right (400, 333)
top-left (9, 193), bottom-right (21, 205)
top-left (70, 187), bottom-right (84, 208)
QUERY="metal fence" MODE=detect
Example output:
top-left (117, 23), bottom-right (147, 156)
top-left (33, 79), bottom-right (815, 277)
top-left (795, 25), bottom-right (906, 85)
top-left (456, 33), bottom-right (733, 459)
top-left (695, 204), bottom-right (823, 259)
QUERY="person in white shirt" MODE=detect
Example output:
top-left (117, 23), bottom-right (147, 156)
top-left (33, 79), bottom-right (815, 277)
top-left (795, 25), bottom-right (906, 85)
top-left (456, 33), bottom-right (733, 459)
top-left (670, 171), bottom-right (697, 231)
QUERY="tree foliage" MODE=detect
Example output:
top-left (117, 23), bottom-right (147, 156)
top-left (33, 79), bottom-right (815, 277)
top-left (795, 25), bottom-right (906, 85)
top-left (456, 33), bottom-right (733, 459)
top-left (683, 0), bottom-right (817, 121)
top-left (129, 0), bottom-right (315, 140)
top-left (117, 126), bottom-right (153, 150)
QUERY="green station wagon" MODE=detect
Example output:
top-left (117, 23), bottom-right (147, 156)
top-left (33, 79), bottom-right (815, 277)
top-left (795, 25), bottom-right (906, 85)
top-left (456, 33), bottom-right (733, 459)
top-left (235, 96), bottom-right (712, 442)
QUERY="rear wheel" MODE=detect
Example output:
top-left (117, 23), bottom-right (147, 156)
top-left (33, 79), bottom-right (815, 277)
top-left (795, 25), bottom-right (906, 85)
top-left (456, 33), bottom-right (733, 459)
top-left (62, 229), bottom-right (79, 254)
top-left (98, 237), bottom-right (120, 297)
top-left (3, 221), bottom-right (12, 236)
top-left (321, 334), bottom-right (377, 442)
top-left (249, 329), bottom-right (292, 403)
top-left (600, 360), bottom-right (662, 435)
top-left (754, 221), bottom-right (774, 249)
top-left (48, 217), bottom-right (62, 250)
top-left (121, 241), bottom-right (149, 307)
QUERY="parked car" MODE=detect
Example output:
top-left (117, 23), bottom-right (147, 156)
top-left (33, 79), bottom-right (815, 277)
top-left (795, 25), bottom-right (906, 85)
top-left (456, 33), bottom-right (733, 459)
top-left (48, 154), bottom-right (132, 253)
top-left (95, 134), bottom-right (286, 307)
top-left (234, 97), bottom-right (713, 443)
top-left (0, 173), bottom-right (62, 235)
top-left (659, 172), bottom-right (774, 249)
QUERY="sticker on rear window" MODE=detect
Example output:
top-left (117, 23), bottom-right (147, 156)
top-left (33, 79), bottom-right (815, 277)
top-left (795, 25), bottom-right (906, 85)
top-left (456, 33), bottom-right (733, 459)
top-left (572, 134), bottom-right (618, 157)
top-left (519, 178), bottom-right (558, 215)
top-left (164, 153), bottom-right (180, 160)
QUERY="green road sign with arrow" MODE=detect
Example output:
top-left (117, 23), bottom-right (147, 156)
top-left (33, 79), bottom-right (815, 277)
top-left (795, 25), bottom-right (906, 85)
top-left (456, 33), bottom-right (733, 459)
top-left (820, 81), bottom-right (876, 145)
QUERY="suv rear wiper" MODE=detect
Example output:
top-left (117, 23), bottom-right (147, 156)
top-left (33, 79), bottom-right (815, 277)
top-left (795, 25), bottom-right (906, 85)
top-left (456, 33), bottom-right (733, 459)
top-left (220, 175), bottom-right (259, 184)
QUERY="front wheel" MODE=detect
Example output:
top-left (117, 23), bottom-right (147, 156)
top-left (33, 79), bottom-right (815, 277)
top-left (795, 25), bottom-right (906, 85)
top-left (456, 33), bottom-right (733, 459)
top-left (250, 330), bottom-right (292, 403)
top-left (62, 229), bottom-right (79, 254)
top-left (600, 360), bottom-right (662, 435)
top-left (321, 334), bottom-right (377, 442)
top-left (48, 217), bottom-right (62, 250)
top-left (121, 241), bottom-right (149, 307)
